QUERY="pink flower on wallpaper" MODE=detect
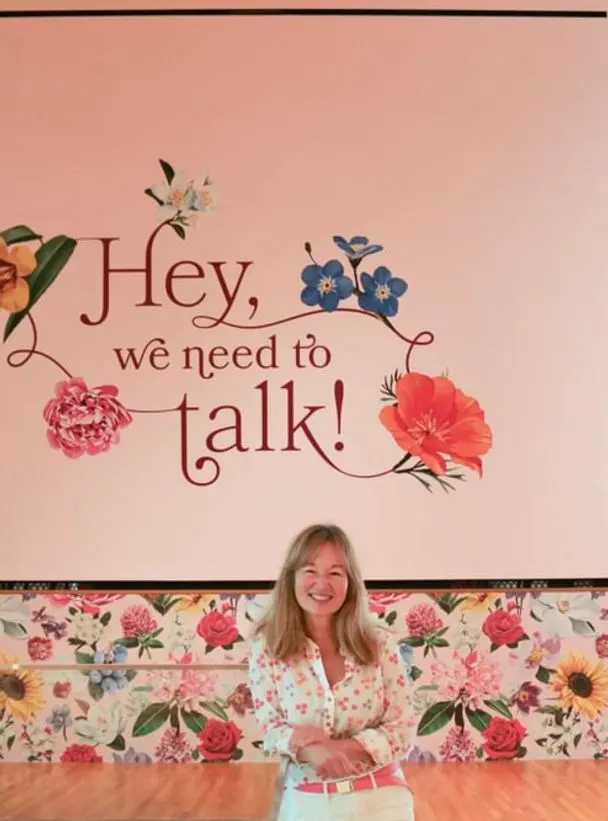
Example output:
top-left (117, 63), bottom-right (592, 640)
top-left (121, 605), bottom-right (158, 638)
top-left (438, 726), bottom-right (477, 763)
top-left (43, 377), bottom-right (132, 458)
top-left (431, 650), bottom-right (501, 710)
top-left (512, 681), bottom-right (542, 713)
top-left (150, 666), bottom-right (218, 710)
top-left (524, 631), bottom-right (561, 669)
top-left (44, 593), bottom-right (124, 614)
top-left (154, 727), bottom-right (193, 763)
top-left (406, 603), bottom-right (444, 637)
top-left (368, 592), bottom-right (411, 616)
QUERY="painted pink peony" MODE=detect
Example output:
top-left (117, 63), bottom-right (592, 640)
top-left (43, 377), bottom-right (132, 458)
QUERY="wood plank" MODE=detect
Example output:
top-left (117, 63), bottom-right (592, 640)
top-left (0, 762), bottom-right (280, 821)
top-left (403, 760), bottom-right (608, 821)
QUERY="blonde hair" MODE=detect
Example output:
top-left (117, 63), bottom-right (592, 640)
top-left (252, 523), bottom-right (379, 665)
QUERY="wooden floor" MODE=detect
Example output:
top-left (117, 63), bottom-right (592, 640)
top-left (0, 759), bottom-right (606, 820)
top-left (0, 762), bottom-right (280, 821)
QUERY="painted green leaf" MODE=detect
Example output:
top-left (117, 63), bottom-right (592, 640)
top-left (147, 640), bottom-right (164, 649)
top-left (465, 707), bottom-right (492, 732)
top-left (0, 225), bottom-right (42, 245)
top-left (75, 652), bottom-right (95, 665)
top-left (170, 223), bottom-right (186, 240)
top-left (536, 666), bottom-right (553, 684)
top-left (132, 702), bottom-right (171, 737)
top-left (159, 159), bottom-right (175, 184)
top-left (3, 235), bottom-right (77, 343)
top-left (87, 681), bottom-right (104, 702)
top-left (484, 699), bottom-right (513, 719)
top-left (181, 709), bottom-right (207, 734)
top-left (146, 595), bottom-right (179, 616)
top-left (107, 734), bottom-right (126, 751)
top-left (115, 636), bottom-right (139, 649)
top-left (410, 666), bottom-right (423, 681)
top-left (170, 704), bottom-right (180, 730)
top-left (400, 636), bottom-right (425, 648)
top-left (417, 701), bottom-right (455, 736)
top-left (201, 700), bottom-right (229, 722)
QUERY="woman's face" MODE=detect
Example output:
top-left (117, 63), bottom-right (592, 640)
top-left (294, 541), bottom-right (349, 618)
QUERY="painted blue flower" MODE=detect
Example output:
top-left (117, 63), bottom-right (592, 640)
top-left (398, 642), bottom-right (415, 683)
top-left (333, 235), bottom-right (383, 261)
top-left (406, 746), bottom-right (437, 763)
top-left (301, 260), bottom-right (354, 312)
top-left (358, 266), bottom-right (407, 317)
top-left (114, 747), bottom-right (152, 764)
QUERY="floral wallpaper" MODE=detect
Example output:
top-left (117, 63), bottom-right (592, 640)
top-left (1, 589), bottom-right (608, 765)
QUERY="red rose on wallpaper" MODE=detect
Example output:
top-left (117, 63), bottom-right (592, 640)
top-left (379, 372), bottom-right (492, 476)
top-left (197, 718), bottom-right (242, 761)
top-left (197, 610), bottom-right (239, 648)
top-left (43, 377), bottom-right (132, 458)
top-left (482, 609), bottom-right (526, 648)
top-left (482, 717), bottom-right (526, 760)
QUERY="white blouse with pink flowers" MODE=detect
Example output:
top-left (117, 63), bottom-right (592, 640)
top-left (247, 625), bottom-right (413, 788)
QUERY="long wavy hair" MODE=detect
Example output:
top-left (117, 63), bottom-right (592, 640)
top-left (251, 523), bottom-right (380, 665)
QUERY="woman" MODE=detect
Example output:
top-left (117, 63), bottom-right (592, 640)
top-left (248, 523), bottom-right (415, 821)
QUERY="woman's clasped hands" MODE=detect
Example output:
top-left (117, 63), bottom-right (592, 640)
top-left (290, 724), bottom-right (367, 780)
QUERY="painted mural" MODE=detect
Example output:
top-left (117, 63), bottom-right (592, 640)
top-left (1, 159), bottom-right (492, 494)
top-left (1, 588), bottom-right (607, 764)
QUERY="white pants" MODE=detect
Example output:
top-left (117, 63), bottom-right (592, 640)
top-left (278, 784), bottom-right (415, 821)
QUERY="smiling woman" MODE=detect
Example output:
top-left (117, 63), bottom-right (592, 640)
top-left (248, 524), bottom-right (415, 821)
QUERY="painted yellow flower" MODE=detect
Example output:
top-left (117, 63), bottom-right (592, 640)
top-left (0, 238), bottom-right (37, 313)
top-left (0, 654), bottom-right (45, 721)
top-left (174, 593), bottom-right (215, 613)
top-left (457, 592), bottom-right (500, 613)
top-left (552, 653), bottom-right (608, 719)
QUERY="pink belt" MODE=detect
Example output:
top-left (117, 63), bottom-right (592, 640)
top-left (295, 761), bottom-right (407, 795)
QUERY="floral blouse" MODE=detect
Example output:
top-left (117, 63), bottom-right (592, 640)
top-left (248, 626), bottom-right (413, 788)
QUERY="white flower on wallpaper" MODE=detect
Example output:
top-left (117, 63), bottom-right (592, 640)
top-left (530, 593), bottom-right (600, 637)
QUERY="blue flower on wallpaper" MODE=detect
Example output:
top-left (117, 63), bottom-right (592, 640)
top-left (398, 641), bottom-right (415, 683)
top-left (113, 747), bottom-right (153, 764)
top-left (358, 266), bottom-right (407, 318)
top-left (300, 260), bottom-right (354, 312)
top-left (333, 235), bottom-right (383, 260)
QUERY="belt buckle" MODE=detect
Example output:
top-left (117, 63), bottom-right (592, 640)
top-left (335, 779), bottom-right (354, 794)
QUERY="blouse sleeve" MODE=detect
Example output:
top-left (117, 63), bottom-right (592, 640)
top-left (247, 635), bottom-right (296, 760)
top-left (351, 629), bottom-right (413, 766)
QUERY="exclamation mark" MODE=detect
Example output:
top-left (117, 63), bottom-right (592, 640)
top-left (334, 379), bottom-right (344, 452)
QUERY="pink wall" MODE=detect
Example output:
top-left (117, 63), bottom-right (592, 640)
top-left (2, 2), bottom-right (608, 581)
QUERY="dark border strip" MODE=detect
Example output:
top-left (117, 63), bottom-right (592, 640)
top-left (0, 7), bottom-right (605, 19)
top-left (0, 578), bottom-right (604, 592)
